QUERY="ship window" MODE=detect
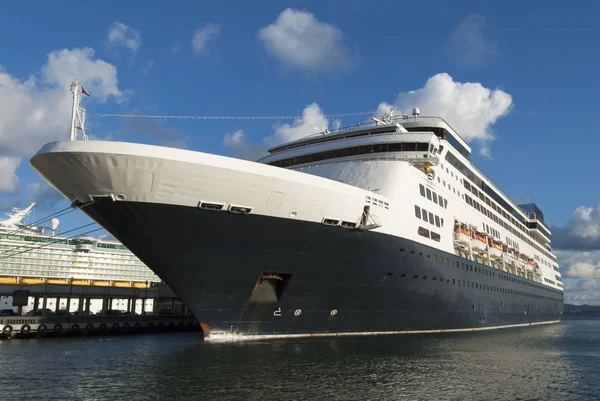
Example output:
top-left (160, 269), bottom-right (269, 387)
top-left (432, 192), bottom-right (438, 204)
top-left (435, 216), bottom-right (441, 227)
top-left (422, 209), bottom-right (428, 223)
top-left (428, 212), bottom-right (434, 224)
top-left (420, 184), bottom-right (425, 197)
top-left (269, 142), bottom-right (432, 168)
top-left (444, 199), bottom-right (448, 208)
top-left (426, 188), bottom-right (432, 200)
top-left (415, 205), bottom-right (421, 219)
top-left (438, 195), bottom-right (444, 207)
top-left (418, 227), bottom-right (429, 238)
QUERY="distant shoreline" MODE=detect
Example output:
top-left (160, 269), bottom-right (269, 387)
top-left (563, 304), bottom-right (600, 318)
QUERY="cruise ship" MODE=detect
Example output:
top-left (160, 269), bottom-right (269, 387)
top-left (29, 82), bottom-right (563, 340)
top-left (0, 201), bottom-right (160, 314)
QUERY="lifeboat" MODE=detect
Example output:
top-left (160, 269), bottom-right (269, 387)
top-left (488, 238), bottom-right (503, 259)
top-left (471, 231), bottom-right (488, 253)
top-left (516, 253), bottom-right (527, 274)
top-left (526, 258), bottom-right (536, 272)
top-left (502, 246), bottom-right (517, 270)
top-left (453, 222), bottom-right (471, 245)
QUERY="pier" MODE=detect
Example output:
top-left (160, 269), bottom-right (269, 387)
top-left (0, 280), bottom-right (199, 340)
top-left (0, 314), bottom-right (201, 339)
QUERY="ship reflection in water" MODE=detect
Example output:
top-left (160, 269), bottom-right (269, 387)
top-left (0, 319), bottom-right (598, 400)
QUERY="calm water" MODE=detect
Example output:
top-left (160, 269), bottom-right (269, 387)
top-left (0, 319), bottom-right (598, 400)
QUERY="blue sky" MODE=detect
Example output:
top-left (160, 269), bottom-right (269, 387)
top-left (1, 0), bottom-right (599, 303)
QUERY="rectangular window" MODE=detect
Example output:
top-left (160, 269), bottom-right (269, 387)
top-left (415, 205), bottom-right (421, 219)
top-left (432, 192), bottom-right (438, 204)
top-left (444, 199), bottom-right (448, 208)
top-left (435, 216), bottom-right (441, 227)
top-left (430, 232), bottom-right (441, 242)
top-left (418, 226), bottom-right (429, 238)
top-left (428, 212), bottom-right (434, 224)
top-left (419, 184), bottom-right (425, 197)
top-left (422, 209), bottom-right (428, 223)
top-left (426, 188), bottom-right (432, 201)
top-left (438, 195), bottom-right (444, 207)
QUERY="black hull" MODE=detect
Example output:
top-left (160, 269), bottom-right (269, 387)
top-left (84, 201), bottom-right (563, 340)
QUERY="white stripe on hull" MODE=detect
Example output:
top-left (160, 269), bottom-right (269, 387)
top-left (204, 320), bottom-right (562, 342)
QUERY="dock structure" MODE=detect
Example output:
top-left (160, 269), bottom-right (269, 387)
top-left (0, 192), bottom-right (198, 340)
top-left (0, 314), bottom-right (200, 339)
top-left (0, 281), bottom-right (198, 339)
top-left (0, 281), bottom-right (160, 316)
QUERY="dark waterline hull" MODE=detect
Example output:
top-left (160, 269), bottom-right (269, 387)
top-left (83, 201), bottom-right (563, 340)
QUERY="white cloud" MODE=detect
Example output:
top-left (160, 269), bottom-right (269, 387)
top-left (223, 74), bottom-right (512, 159)
top-left (553, 204), bottom-right (600, 250)
top-left (0, 181), bottom-right (65, 212)
top-left (191, 24), bottom-right (221, 55)
top-left (258, 8), bottom-right (351, 73)
top-left (564, 291), bottom-right (600, 305)
top-left (0, 47), bottom-right (123, 162)
top-left (447, 14), bottom-right (499, 68)
top-left (557, 250), bottom-right (600, 279)
top-left (380, 73), bottom-right (513, 156)
top-left (223, 129), bottom-right (264, 161)
top-left (0, 156), bottom-right (20, 192)
top-left (223, 103), bottom-right (329, 160)
top-left (142, 60), bottom-right (155, 75)
top-left (107, 22), bottom-right (141, 52)
top-left (565, 278), bottom-right (597, 292)
top-left (270, 103), bottom-right (328, 144)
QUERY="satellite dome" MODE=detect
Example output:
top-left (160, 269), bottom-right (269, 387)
top-left (412, 107), bottom-right (421, 117)
top-left (50, 218), bottom-right (59, 230)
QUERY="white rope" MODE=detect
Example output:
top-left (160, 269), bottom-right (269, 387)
top-left (87, 111), bottom-right (378, 121)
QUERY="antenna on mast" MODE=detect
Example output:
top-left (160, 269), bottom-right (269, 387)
top-left (372, 106), bottom-right (396, 126)
top-left (69, 81), bottom-right (88, 141)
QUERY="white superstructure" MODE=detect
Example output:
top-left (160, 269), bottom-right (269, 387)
top-left (258, 107), bottom-right (562, 291)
